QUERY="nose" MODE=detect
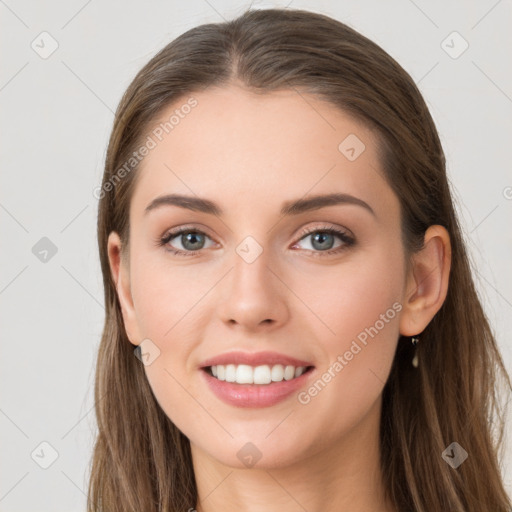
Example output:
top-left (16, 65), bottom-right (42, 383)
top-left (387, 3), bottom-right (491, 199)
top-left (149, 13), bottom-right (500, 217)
top-left (216, 244), bottom-right (290, 332)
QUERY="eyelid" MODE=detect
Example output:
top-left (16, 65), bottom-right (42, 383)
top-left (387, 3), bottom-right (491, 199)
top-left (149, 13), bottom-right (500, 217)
top-left (160, 222), bottom-right (352, 241)
top-left (296, 223), bottom-right (354, 240)
top-left (159, 223), bottom-right (216, 241)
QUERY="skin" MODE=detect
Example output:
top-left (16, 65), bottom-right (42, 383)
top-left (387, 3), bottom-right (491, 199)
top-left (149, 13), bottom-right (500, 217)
top-left (107, 82), bottom-right (451, 512)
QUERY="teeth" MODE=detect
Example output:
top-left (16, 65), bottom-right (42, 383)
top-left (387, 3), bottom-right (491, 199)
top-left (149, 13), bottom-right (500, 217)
top-left (271, 364), bottom-right (285, 382)
top-left (253, 365), bottom-right (271, 384)
top-left (225, 364), bottom-right (236, 382)
top-left (209, 364), bottom-right (307, 384)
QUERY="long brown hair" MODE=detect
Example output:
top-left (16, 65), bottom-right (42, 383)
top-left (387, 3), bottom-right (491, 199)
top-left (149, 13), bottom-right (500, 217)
top-left (89, 8), bottom-right (511, 511)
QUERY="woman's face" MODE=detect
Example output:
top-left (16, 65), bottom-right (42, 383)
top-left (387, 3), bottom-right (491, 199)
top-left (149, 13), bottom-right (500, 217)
top-left (110, 83), bottom-right (411, 468)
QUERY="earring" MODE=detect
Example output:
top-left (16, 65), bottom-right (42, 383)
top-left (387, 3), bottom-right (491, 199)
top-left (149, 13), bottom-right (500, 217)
top-left (411, 336), bottom-right (420, 368)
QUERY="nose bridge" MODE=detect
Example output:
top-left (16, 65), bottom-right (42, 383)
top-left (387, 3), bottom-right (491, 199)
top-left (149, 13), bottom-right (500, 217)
top-left (231, 233), bottom-right (275, 298)
top-left (217, 232), bottom-right (289, 329)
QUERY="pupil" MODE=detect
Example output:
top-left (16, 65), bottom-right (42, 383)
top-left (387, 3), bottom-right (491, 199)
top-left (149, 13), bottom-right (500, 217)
top-left (312, 232), bottom-right (334, 250)
top-left (183, 232), bottom-right (204, 250)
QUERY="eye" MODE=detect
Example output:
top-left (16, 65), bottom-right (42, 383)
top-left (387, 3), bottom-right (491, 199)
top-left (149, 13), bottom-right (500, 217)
top-left (292, 225), bottom-right (355, 256)
top-left (157, 226), bottom-right (216, 256)
top-left (156, 224), bottom-right (355, 257)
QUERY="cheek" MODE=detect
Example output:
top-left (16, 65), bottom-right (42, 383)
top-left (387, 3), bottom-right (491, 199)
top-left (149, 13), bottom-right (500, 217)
top-left (129, 250), bottom-right (199, 339)
top-left (142, 359), bottom-right (205, 446)
top-left (132, 239), bottom-right (405, 371)
top-left (293, 245), bottom-right (403, 404)
top-left (292, 242), bottom-right (404, 346)
top-left (292, 248), bottom-right (404, 421)
top-left (129, 257), bottom-right (208, 431)
top-left (131, 239), bottom-right (405, 446)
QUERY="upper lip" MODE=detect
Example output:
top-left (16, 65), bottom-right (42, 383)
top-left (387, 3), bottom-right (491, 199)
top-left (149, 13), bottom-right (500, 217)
top-left (199, 351), bottom-right (314, 369)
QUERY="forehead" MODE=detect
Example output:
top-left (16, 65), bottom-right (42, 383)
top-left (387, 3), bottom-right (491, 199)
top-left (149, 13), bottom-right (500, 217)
top-left (129, 84), bottom-right (397, 222)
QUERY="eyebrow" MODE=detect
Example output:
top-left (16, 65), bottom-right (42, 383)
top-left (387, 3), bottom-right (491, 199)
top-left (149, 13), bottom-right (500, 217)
top-left (144, 192), bottom-right (375, 217)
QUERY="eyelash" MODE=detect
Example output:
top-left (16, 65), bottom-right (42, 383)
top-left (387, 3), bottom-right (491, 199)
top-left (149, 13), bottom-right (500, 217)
top-left (156, 224), bottom-right (355, 258)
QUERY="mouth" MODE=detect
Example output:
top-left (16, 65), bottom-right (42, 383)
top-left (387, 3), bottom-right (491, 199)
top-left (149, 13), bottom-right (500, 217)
top-left (202, 364), bottom-right (315, 385)
top-left (198, 350), bottom-right (316, 407)
top-left (200, 363), bottom-right (317, 408)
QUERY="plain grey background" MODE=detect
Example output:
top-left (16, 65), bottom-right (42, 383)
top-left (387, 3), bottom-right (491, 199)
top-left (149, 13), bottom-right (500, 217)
top-left (1, 0), bottom-right (511, 510)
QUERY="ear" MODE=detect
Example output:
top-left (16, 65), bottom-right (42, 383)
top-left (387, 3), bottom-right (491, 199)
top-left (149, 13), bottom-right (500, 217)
top-left (399, 225), bottom-right (452, 336)
top-left (107, 231), bottom-right (141, 346)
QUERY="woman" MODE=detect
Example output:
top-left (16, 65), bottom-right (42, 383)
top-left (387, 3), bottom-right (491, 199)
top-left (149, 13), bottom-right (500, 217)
top-left (89, 8), bottom-right (511, 512)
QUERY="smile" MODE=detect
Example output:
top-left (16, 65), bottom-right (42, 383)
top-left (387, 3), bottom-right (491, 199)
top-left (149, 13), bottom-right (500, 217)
top-left (206, 364), bottom-right (313, 384)
top-left (201, 365), bottom-right (316, 408)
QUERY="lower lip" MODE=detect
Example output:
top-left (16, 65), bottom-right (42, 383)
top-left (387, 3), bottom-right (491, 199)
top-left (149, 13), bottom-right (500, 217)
top-left (200, 367), bottom-right (315, 408)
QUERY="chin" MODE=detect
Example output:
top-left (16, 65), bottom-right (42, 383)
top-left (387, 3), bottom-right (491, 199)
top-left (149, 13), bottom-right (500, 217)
top-left (193, 433), bottom-right (316, 471)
